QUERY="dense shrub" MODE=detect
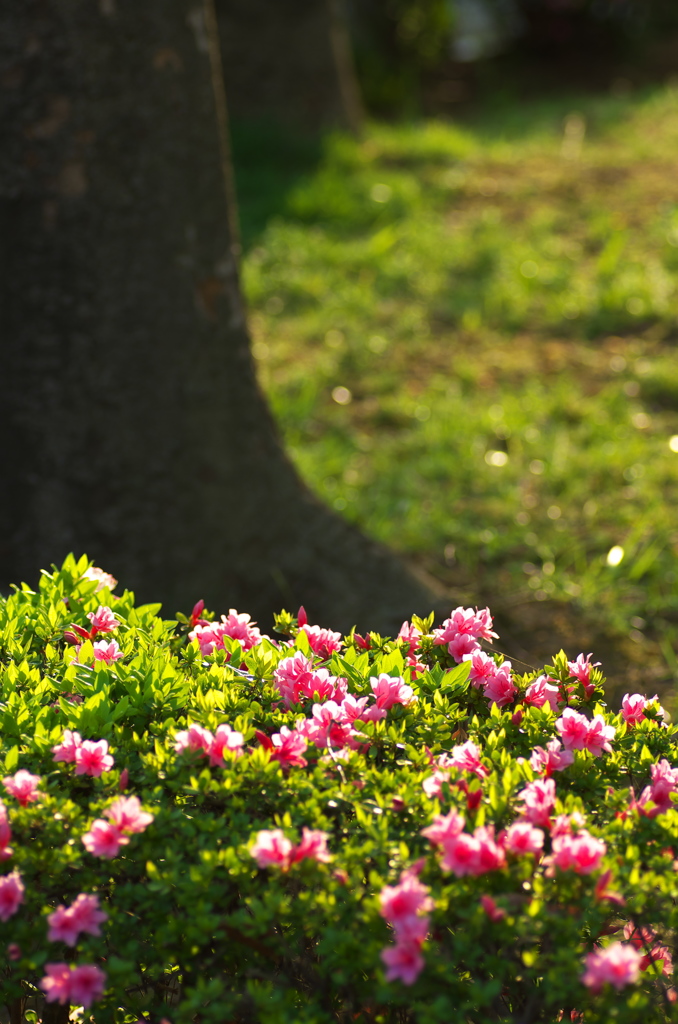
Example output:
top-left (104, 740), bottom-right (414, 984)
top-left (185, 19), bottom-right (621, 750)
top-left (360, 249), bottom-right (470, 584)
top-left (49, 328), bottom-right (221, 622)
top-left (0, 555), bottom-right (677, 1023)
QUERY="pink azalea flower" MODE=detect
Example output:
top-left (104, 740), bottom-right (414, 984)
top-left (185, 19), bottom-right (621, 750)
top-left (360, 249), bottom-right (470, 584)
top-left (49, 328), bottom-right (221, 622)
top-left (75, 740), bottom-right (115, 777)
top-left (421, 810), bottom-right (465, 847)
top-left (473, 825), bottom-right (506, 873)
top-left (69, 964), bottom-right (107, 1008)
top-left (480, 895), bottom-right (506, 922)
top-left (273, 652), bottom-right (346, 707)
top-left (635, 759), bottom-right (678, 816)
top-left (584, 715), bottom-right (616, 757)
top-left (567, 652), bottom-right (601, 698)
top-left (0, 801), bottom-right (12, 860)
top-left (503, 821), bottom-right (545, 855)
top-left (81, 566), bottom-right (117, 592)
top-left (250, 829), bottom-right (294, 870)
top-left (2, 770), bottom-right (42, 806)
top-left (439, 831), bottom-right (482, 876)
top-left (47, 894), bottom-right (108, 945)
top-left (448, 633), bottom-right (480, 663)
top-left (581, 942), bottom-right (641, 992)
top-left (422, 769), bottom-right (451, 799)
top-left (621, 693), bottom-right (648, 725)
top-left (380, 870), bottom-right (433, 941)
top-left (517, 778), bottom-right (556, 828)
top-left (300, 624), bottom-right (343, 660)
top-left (292, 828), bottom-right (332, 864)
top-left (270, 726), bottom-right (308, 769)
top-left (370, 674), bottom-right (416, 710)
top-left (524, 675), bottom-right (560, 713)
top-left (555, 708), bottom-right (590, 750)
top-left (397, 621), bottom-right (422, 654)
top-left (381, 940), bottom-right (425, 985)
top-left (551, 830), bottom-right (606, 874)
top-left (208, 724), bottom-right (244, 766)
top-left (92, 640), bottom-right (124, 663)
top-left (483, 662), bottom-right (516, 708)
top-left (529, 739), bottom-right (574, 776)
top-left (434, 606), bottom-right (498, 644)
top-left (86, 606), bottom-right (119, 634)
top-left (40, 963), bottom-right (73, 1004)
top-left (81, 820), bottom-right (129, 858)
top-left (0, 871), bottom-right (24, 921)
top-left (174, 722), bottom-right (214, 756)
top-left (463, 650), bottom-right (500, 689)
top-left (448, 740), bottom-right (489, 779)
top-left (52, 729), bottom-right (82, 764)
top-left (190, 609), bottom-right (262, 656)
top-left (105, 795), bottom-right (154, 834)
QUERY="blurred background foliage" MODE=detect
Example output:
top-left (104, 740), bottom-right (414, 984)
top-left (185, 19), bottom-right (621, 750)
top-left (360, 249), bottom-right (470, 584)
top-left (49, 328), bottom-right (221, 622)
top-left (229, 0), bottom-right (678, 704)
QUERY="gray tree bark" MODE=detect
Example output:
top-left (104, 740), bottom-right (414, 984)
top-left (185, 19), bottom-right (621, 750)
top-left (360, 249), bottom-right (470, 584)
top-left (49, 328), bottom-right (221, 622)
top-left (217, 0), bottom-right (363, 133)
top-left (0, 0), bottom-right (433, 633)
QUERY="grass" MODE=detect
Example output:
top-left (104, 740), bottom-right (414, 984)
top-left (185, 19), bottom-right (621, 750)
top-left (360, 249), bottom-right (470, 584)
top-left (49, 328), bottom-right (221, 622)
top-left (234, 86), bottom-right (678, 697)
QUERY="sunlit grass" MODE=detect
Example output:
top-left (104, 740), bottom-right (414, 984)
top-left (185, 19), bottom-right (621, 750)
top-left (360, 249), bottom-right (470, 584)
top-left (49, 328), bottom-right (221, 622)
top-left (238, 85), bottom-right (678, 687)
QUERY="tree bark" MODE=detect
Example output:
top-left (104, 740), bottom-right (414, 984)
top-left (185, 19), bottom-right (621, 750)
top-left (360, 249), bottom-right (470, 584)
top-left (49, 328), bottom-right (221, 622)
top-left (216, 0), bottom-right (363, 133)
top-left (0, 0), bottom-right (433, 633)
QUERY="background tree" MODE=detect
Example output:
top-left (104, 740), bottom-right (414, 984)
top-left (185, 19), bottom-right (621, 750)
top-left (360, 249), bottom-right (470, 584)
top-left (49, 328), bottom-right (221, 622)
top-left (0, 0), bottom-right (434, 632)
top-left (217, 0), bottom-right (363, 133)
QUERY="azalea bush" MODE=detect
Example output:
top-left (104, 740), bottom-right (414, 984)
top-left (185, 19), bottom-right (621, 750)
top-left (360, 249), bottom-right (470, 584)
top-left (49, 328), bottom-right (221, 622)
top-left (0, 555), bottom-right (677, 1023)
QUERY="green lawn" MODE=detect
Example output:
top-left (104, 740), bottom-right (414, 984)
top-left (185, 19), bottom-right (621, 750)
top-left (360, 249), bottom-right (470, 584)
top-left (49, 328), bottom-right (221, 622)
top-left (235, 86), bottom-right (678, 700)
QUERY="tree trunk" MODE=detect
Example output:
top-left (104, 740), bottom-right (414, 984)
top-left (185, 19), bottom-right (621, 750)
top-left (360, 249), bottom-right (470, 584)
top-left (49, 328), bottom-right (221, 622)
top-left (217, 0), bottom-right (363, 133)
top-left (0, 0), bottom-right (433, 633)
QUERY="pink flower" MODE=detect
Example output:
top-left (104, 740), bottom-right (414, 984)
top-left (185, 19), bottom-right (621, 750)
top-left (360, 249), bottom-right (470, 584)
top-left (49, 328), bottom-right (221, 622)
top-left (447, 740), bottom-right (489, 779)
top-left (421, 810), bottom-right (465, 847)
top-left (208, 724), bottom-right (244, 766)
top-left (555, 708), bottom-right (590, 750)
top-left (68, 964), bottom-right (107, 1007)
top-left (621, 693), bottom-right (648, 725)
top-left (2, 770), bottom-right (42, 806)
top-left (635, 759), bottom-right (678, 816)
top-left (75, 740), bottom-right (115, 777)
top-left (524, 675), bottom-right (560, 713)
top-left (438, 832), bottom-right (481, 876)
top-left (81, 567), bottom-right (117, 592)
top-left (448, 633), bottom-right (480, 662)
top-left (581, 942), bottom-right (641, 992)
top-left (552, 830), bottom-right (606, 874)
top-left (380, 870), bottom-right (433, 941)
top-left (250, 829), bottom-right (294, 870)
top-left (398, 621), bottom-right (422, 654)
top-left (584, 715), bottom-right (616, 756)
top-left (47, 894), bottom-right (107, 945)
top-left (87, 606), bottom-right (119, 634)
top-left (503, 821), bottom-right (545, 855)
top-left (517, 779), bottom-right (556, 828)
top-left (434, 606), bottom-right (498, 644)
top-left (92, 640), bottom-right (124, 663)
top-left (463, 650), bottom-right (500, 689)
top-left (0, 871), bottom-right (24, 921)
top-left (473, 825), bottom-right (506, 873)
top-left (174, 723), bottom-right (214, 756)
top-left (370, 674), bottom-right (416, 710)
top-left (483, 662), bottom-right (516, 708)
top-left (292, 828), bottom-right (332, 864)
top-left (40, 963), bottom-right (73, 1004)
top-left (0, 802), bottom-right (12, 860)
top-left (82, 820), bottom-right (129, 858)
top-left (190, 609), bottom-right (262, 656)
top-left (381, 941), bottom-right (425, 986)
top-left (567, 652), bottom-right (600, 698)
top-left (480, 895), bottom-right (506, 922)
top-left (273, 652), bottom-right (346, 707)
top-left (270, 726), bottom-right (308, 769)
top-left (529, 740), bottom-right (574, 776)
top-left (105, 796), bottom-right (154, 834)
top-left (52, 729), bottom-right (82, 764)
top-left (300, 624), bottom-right (343, 660)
